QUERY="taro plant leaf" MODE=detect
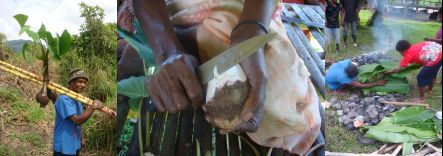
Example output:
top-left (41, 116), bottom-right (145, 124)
top-left (46, 31), bottom-right (58, 57)
top-left (21, 42), bottom-right (29, 59)
top-left (21, 42), bottom-right (33, 63)
top-left (117, 76), bottom-right (149, 99)
top-left (57, 30), bottom-right (72, 57)
top-left (13, 14), bottom-right (28, 28)
top-left (362, 77), bottom-right (409, 94)
top-left (38, 24), bottom-right (46, 39)
top-left (402, 142), bottom-right (413, 155)
top-left (19, 25), bottom-right (30, 35)
top-left (117, 19), bottom-right (155, 67)
top-left (26, 29), bottom-right (39, 42)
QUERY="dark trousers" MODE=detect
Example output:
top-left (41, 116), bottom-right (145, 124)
top-left (53, 150), bottom-right (80, 156)
top-left (343, 21), bottom-right (357, 43)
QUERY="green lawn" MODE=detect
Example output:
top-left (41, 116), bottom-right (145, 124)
top-left (326, 10), bottom-right (442, 153)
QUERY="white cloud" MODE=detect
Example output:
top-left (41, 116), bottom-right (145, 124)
top-left (0, 0), bottom-right (116, 40)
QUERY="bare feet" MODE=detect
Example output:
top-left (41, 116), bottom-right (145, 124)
top-left (426, 88), bottom-right (433, 95)
top-left (412, 98), bottom-right (426, 103)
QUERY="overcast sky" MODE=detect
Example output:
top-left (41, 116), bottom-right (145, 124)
top-left (0, 0), bottom-right (116, 40)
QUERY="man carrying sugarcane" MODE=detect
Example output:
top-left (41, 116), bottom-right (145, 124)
top-left (37, 69), bottom-right (104, 156)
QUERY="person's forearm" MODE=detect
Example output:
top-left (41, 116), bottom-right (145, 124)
top-left (70, 107), bottom-right (95, 125)
top-left (232, 0), bottom-right (274, 85)
top-left (350, 81), bottom-right (378, 88)
top-left (386, 67), bottom-right (402, 74)
top-left (133, 0), bottom-right (185, 64)
top-left (361, 82), bottom-right (380, 88)
top-left (231, 0), bottom-right (275, 41)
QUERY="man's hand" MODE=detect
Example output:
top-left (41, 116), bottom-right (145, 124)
top-left (146, 54), bottom-right (203, 113)
top-left (92, 100), bottom-right (104, 110)
top-left (218, 47), bottom-right (267, 134)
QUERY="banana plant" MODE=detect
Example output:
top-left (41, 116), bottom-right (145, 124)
top-left (14, 14), bottom-right (72, 97)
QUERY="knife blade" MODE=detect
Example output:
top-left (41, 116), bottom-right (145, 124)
top-left (197, 33), bottom-right (277, 84)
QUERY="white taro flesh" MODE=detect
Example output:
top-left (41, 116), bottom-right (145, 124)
top-left (205, 64), bottom-right (250, 129)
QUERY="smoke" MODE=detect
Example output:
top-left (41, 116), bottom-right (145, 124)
top-left (369, 0), bottom-right (404, 54)
top-left (370, 21), bottom-right (403, 53)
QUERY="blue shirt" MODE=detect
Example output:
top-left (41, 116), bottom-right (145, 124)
top-left (326, 59), bottom-right (355, 90)
top-left (53, 95), bottom-right (83, 155)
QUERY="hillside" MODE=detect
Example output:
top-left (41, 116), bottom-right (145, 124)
top-left (6, 40), bottom-right (31, 53)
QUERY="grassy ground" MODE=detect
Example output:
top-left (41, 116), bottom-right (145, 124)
top-left (326, 10), bottom-right (442, 153)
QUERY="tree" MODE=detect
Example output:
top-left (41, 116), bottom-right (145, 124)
top-left (77, 2), bottom-right (115, 57)
top-left (0, 33), bottom-right (12, 60)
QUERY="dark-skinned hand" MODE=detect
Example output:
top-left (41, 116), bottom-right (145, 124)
top-left (146, 53), bottom-right (203, 113)
top-left (203, 23), bottom-right (268, 134)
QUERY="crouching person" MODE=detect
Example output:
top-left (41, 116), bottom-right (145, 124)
top-left (326, 59), bottom-right (386, 91)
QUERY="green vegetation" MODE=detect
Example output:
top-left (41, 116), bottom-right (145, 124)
top-left (118, 120), bottom-right (135, 156)
top-left (0, 2), bottom-right (116, 155)
top-left (364, 106), bottom-right (441, 155)
top-left (17, 133), bottom-right (45, 148)
top-left (326, 10), bottom-right (442, 153)
top-left (56, 2), bottom-right (117, 152)
top-left (357, 61), bottom-right (422, 94)
top-left (14, 13), bottom-right (72, 96)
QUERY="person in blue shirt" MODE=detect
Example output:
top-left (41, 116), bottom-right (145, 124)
top-left (326, 59), bottom-right (386, 91)
top-left (37, 69), bottom-right (103, 156)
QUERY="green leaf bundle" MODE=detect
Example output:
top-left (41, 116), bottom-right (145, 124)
top-left (357, 60), bottom-right (421, 94)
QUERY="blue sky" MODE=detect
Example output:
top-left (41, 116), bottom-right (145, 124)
top-left (0, 0), bottom-right (116, 40)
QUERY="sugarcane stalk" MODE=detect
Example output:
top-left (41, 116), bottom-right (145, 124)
top-left (0, 61), bottom-right (116, 116)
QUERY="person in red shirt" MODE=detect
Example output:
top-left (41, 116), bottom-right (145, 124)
top-left (385, 40), bottom-right (442, 102)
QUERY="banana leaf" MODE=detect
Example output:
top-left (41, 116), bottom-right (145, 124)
top-left (402, 142), bottom-right (413, 155)
top-left (379, 60), bottom-right (421, 78)
top-left (358, 64), bottom-right (386, 82)
top-left (364, 106), bottom-right (440, 144)
top-left (358, 60), bottom-right (421, 94)
top-left (362, 77), bottom-right (409, 94)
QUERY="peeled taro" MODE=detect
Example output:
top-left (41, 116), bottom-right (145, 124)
top-left (205, 64), bottom-right (250, 129)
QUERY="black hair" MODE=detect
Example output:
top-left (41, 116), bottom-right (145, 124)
top-left (396, 40), bottom-right (411, 52)
top-left (439, 7), bottom-right (442, 15)
top-left (346, 63), bottom-right (359, 79)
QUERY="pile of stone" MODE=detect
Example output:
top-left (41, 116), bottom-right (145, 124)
top-left (329, 93), bottom-right (407, 130)
top-left (351, 51), bottom-right (395, 66)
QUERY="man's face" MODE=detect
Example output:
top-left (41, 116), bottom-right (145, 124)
top-left (69, 78), bottom-right (88, 93)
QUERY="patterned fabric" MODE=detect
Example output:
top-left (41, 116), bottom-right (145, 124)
top-left (167, 0), bottom-right (321, 154)
top-left (400, 41), bottom-right (442, 67)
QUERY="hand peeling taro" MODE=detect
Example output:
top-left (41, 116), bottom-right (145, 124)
top-left (204, 64), bottom-right (250, 129)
